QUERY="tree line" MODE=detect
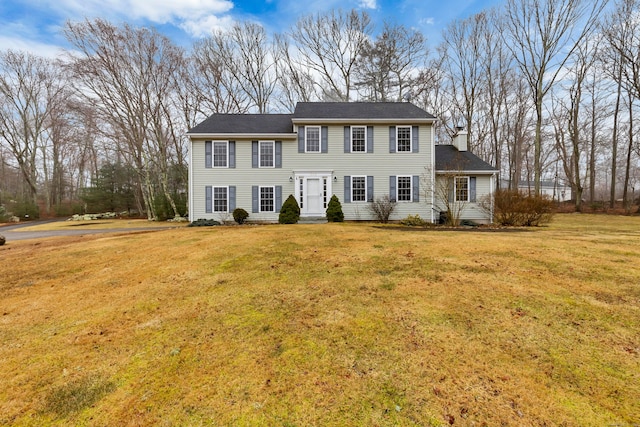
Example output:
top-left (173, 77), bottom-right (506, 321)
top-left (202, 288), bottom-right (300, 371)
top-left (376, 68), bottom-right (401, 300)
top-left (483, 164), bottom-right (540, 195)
top-left (1, 0), bottom-right (639, 220)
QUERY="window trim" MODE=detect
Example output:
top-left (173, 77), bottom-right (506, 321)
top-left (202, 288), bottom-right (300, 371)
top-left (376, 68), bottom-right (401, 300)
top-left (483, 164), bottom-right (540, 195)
top-left (351, 175), bottom-right (367, 203)
top-left (259, 185), bottom-right (275, 213)
top-left (259, 140), bottom-right (275, 168)
top-left (305, 126), bottom-right (321, 153)
top-left (350, 125), bottom-right (367, 153)
top-left (213, 186), bottom-right (229, 212)
top-left (212, 141), bottom-right (229, 168)
top-left (396, 175), bottom-right (413, 202)
top-left (396, 126), bottom-right (412, 153)
top-left (455, 176), bottom-right (470, 202)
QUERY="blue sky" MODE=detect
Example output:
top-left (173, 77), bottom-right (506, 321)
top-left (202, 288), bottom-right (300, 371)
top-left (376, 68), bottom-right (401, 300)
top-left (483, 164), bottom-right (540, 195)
top-left (0, 0), bottom-right (503, 57)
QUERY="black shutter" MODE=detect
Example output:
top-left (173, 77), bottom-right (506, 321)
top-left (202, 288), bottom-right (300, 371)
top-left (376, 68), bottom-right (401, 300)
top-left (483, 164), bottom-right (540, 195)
top-left (205, 186), bottom-right (212, 213)
top-left (389, 176), bottom-right (397, 201)
top-left (389, 126), bottom-right (396, 153)
top-left (298, 126), bottom-right (305, 153)
top-left (252, 141), bottom-right (258, 168)
top-left (321, 126), bottom-right (328, 153)
top-left (205, 141), bottom-right (212, 168)
top-left (344, 176), bottom-right (351, 203)
top-left (344, 126), bottom-right (350, 153)
top-left (275, 141), bottom-right (282, 168)
top-left (252, 186), bottom-right (259, 213)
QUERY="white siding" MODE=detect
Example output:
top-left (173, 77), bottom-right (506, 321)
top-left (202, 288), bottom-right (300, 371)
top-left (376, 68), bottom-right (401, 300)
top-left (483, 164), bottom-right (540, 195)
top-left (433, 174), bottom-right (494, 224)
top-left (189, 123), bottom-right (435, 222)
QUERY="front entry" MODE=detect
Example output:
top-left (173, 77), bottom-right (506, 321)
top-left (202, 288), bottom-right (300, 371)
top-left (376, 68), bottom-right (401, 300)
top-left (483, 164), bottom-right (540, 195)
top-left (295, 172), bottom-right (333, 216)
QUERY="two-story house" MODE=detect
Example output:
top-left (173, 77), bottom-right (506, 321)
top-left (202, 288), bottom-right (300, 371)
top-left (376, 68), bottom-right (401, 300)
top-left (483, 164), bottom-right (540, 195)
top-left (187, 102), bottom-right (498, 223)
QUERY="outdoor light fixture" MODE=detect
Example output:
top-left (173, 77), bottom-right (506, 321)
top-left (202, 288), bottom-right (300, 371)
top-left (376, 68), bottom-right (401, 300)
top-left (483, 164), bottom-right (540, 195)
top-left (289, 176), bottom-right (293, 182)
top-left (333, 176), bottom-right (337, 182)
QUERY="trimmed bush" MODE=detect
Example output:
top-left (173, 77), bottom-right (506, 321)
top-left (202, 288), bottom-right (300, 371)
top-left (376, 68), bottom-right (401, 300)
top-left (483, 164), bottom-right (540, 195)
top-left (325, 195), bottom-right (344, 222)
top-left (279, 195), bottom-right (300, 224)
top-left (481, 189), bottom-right (554, 226)
top-left (233, 208), bottom-right (249, 224)
top-left (401, 214), bottom-right (428, 227)
top-left (0, 235), bottom-right (5, 246)
top-left (188, 218), bottom-right (221, 227)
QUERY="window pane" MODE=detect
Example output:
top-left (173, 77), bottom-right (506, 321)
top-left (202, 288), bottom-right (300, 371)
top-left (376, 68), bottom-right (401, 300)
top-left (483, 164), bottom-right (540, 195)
top-left (213, 142), bottom-right (227, 167)
top-left (397, 127), bottom-right (411, 152)
top-left (352, 127), bottom-right (365, 152)
top-left (352, 176), bottom-right (366, 202)
top-left (397, 176), bottom-right (412, 201)
top-left (260, 142), bottom-right (274, 167)
top-left (456, 177), bottom-right (469, 202)
top-left (260, 187), bottom-right (274, 212)
top-left (213, 187), bottom-right (227, 212)
top-left (306, 127), bottom-right (320, 152)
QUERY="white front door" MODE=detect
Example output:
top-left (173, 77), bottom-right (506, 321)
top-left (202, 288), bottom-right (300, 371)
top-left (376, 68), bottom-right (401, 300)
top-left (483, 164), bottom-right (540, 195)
top-left (295, 172), bottom-right (332, 216)
top-left (306, 178), bottom-right (322, 214)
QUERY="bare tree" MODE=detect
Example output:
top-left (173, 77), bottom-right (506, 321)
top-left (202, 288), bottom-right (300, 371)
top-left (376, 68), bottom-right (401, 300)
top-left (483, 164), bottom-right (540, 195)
top-left (200, 22), bottom-right (279, 113)
top-left (602, 0), bottom-right (640, 208)
top-left (64, 19), bottom-right (186, 219)
top-left (0, 50), bottom-right (65, 215)
top-left (285, 9), bottom-right (372, 101)
top-left (354, 23), bottom-right (428, 102)
top-left (503, 0), bottom-right (608, 194)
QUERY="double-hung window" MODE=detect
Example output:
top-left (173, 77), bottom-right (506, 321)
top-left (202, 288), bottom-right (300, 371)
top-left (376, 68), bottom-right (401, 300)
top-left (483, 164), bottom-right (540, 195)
top-left (213, 141), bottom-right (228, 167)
top-left (351, 126), bottom-right (366, 152)
top-left (259, 141), bottom-right (274, 168)
top-left (396, 126), bottom-right (412, 152)
top-left (306, 126), bottom-right (321, 152)
top-left (455, 177), bottom-right (469, 202)
top-left (397, 176), bottom-right (412, 202)
top-left (260, 186), bottom-right (275, 212)
top-left (351, 176), bottom-right (366, 202)
top-left (211, 187), bottom-right (228, 212)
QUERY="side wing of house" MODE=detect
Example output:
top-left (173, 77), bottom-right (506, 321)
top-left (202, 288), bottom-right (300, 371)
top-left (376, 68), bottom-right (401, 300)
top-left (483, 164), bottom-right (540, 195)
top-left (434, 141), bottom-right (499, 224)
top-left (187, 102), bottom-right (439, 223)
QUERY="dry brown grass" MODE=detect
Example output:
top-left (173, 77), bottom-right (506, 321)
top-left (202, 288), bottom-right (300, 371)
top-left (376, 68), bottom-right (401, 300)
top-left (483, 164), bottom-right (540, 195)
top-left (0, 214), bottom-right (638, 426)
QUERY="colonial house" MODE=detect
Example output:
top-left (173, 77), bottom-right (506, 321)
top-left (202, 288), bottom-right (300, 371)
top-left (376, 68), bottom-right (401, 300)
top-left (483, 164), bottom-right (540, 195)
top-left (187, 102), bottom-right (498, 223)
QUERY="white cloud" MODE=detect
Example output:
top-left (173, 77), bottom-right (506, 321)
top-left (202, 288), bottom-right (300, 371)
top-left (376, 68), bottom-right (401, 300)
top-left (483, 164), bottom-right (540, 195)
top-left (420, 17), bottom-right (435, 26)
top-left (0, 36), bottom-right (66, 59)
top-left (359, 0), bottom-right (377, 9)
top-left (179, 14), bottom-right (236, 38)
top-left (55, 0), bottom-right (234, 26)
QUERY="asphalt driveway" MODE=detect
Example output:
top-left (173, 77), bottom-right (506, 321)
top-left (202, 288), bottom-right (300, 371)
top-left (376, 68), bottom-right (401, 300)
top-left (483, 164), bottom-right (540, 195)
top-left (0, 220), bottom-right (169, 242)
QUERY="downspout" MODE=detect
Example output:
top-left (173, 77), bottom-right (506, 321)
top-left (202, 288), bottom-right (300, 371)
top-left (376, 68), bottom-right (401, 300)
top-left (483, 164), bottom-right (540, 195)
top-left (430, 123), bottom-right (436, 224)
top-left (188, 136), bottom-right (194, 222)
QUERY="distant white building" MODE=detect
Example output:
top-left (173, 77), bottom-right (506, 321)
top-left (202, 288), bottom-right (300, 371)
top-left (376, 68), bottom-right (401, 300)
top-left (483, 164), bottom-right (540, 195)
top-left (501, 180), bottom-right (573, 202)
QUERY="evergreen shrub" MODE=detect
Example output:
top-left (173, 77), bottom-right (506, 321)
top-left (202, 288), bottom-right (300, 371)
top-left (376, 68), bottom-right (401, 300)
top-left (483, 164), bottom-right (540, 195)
top-left (279, 195), bottom-right (300, 224)
top-left (325, 195), bottom-right (344, 222)
top-left (233, 208), bottom-right (249, 224)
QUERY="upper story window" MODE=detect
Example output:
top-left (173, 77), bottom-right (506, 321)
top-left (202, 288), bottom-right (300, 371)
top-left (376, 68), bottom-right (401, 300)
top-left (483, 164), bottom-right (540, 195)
top-left (213, 141), bottom-right (228, 167)
top-left (397, 126), bottom-right (412, 152)
top-left (306, 126), bottom-right (321, 153)
top-left (259, 141), bottom-right (274, 168)
top-left (351, 126), bottom-right (366, 152)
top-left (397, 176), bottom-right (412, 202)
top-left (351, 176), bottom-right (366, 202)
top-left (455, 177), bottom-right (469, 202)
top-left (205, 141), bottom-right (229, 168)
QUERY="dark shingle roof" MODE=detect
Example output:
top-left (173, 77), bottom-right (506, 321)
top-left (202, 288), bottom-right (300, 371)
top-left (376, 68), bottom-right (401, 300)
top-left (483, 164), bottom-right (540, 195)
top-left (293, 102), bottom-right (435, 119)
top-left (435, 145), bottom-right (497, 172)
top-left (188, 114), bottom-right (294, 134)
